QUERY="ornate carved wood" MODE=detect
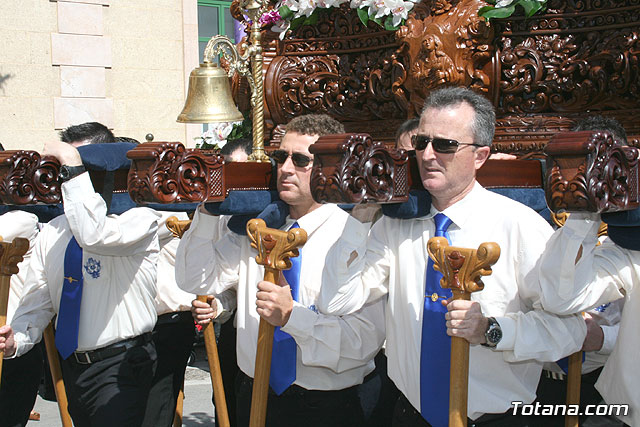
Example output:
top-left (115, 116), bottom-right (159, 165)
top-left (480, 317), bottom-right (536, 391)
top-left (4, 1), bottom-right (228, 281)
top-left (545, 130), bottom-right (639, 213)
top-left (310, 133), bottom-right (544, 204)
top-left (309, 133), bottom-right (410, 204)
top-left (235, 0), bottom-right (640, 149)
top-left (126, 142), bottom-right (274, 204)
top-left (0, 151), bottom-right (61, 205)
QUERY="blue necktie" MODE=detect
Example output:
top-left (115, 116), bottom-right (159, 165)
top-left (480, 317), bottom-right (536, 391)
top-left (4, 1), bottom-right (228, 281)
top-left (420, 213), bottom-right (453, 427)
top-left (55, 237), bottom-right (84, 360)
top-left (269, 222), bottom-right (301, 395)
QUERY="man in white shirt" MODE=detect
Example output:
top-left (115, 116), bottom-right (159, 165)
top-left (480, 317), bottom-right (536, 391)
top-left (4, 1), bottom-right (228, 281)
top-left (533, 115), bottom-right (628, 427)
top-left (0, 210), bottom-right (42, 427)
top-left (537, 212), bottom-right (638, 427)
top-left (318, 87), bottom-right (586, 427)
top-left (0, 140), bottom-right (162, 426)
top-left (176, 114), bottom-right (385, 427)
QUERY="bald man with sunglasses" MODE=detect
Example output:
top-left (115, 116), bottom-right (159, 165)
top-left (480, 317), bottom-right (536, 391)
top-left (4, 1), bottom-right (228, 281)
top-left (317, 87), bottom-right (586, 427)
top-left (176, 114), bottom-right (385, 427)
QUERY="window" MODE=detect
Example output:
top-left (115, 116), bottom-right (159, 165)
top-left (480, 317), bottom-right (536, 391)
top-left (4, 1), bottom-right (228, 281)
top-left (198, 0), bottom-right (238, 63)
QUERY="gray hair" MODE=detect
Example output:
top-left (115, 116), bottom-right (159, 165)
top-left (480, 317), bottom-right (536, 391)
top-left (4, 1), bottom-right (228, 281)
top-left (421, 87), bottom-right (495, 147)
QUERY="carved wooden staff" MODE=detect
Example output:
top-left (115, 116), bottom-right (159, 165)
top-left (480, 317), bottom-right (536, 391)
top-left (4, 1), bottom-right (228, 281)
top-left (0, 237), bottom-right (29, 386)
top-left (427, 237), bottom-right (501, 427)
top-left (246, 218), bottom-right (307, 427)
top-left (166, 216), bottom-right (229, 427)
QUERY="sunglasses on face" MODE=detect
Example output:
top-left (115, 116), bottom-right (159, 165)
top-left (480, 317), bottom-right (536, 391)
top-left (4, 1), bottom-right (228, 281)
top-left (410, 134), bottom-right (483, 154)
top-left (270, 150), bottom-right (313, 168)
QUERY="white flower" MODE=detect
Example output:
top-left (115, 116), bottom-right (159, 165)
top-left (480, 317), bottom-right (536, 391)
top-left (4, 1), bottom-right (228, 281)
top-left (199, 121), bottom-right (241, 148)
top-left (495, 0), bottom-right (515, 7)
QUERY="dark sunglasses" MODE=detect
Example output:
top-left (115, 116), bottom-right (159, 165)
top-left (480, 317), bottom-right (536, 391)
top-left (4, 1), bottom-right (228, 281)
top-left (411, 134), bottom-right (483, 154)
top-left (270, 150), bottom-right (313, 167)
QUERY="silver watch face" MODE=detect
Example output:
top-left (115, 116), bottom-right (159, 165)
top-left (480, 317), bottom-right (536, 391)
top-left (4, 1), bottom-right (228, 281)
top-left (487, 326), bottom-right (502, 344)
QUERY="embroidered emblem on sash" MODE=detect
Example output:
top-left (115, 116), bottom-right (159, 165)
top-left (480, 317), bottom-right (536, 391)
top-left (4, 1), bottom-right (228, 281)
top-left (84, 258), bottom-right (101, 278)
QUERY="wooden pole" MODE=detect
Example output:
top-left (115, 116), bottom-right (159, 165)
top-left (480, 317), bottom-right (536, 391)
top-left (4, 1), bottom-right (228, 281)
top-left (197, 294), bottom-right (230, 427)
top-left (449, 291), bottom-right (471, 427)
top-left (249, 268), bottom-right (278, 427)
top-left (43, 323), bottom-right (73, 427)
top-left (0, 237), bottom-right (29, 387)
top-left (427, 238), bottom-right (500, 427)
top-left (245, 219), bottom-right (307, 427)
top-left (564, 352), bottom-right (582, 427)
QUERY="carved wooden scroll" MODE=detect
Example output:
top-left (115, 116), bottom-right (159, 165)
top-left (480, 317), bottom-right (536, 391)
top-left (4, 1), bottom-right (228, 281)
top-left (0, 237), bottom-right (29, 385)
top-left (246, 218), bottom-right (307, 427)
top-left (545, 131), bottom-right (639, 213)
top-left (426, 237), bottom-right (500, 427)
top-left (0, 151), bottom-right (61, 205)
top-left (309, 133), bottom-right (544, 204)
top-left (309, 133), bottom-right (409, 204)
top-left (127, 142), bottom-right (274, 204)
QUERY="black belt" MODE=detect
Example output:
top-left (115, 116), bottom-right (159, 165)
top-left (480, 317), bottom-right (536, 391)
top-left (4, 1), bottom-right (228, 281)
top-left (72, 332), bottom-right (152, 365)
top-left (156, 310), bottom-right (193, 326)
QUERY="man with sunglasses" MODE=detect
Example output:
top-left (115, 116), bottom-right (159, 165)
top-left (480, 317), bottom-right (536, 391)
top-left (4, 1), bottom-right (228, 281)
top-left (176, 114), bottom-right (385, 427)
top-left (318, 86), bottom-right (586, 427)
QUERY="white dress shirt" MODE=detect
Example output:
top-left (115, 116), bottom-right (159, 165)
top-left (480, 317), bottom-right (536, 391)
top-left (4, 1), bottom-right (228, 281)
top-left (176, 203), bottom-right (385, 391)
top-left (537, 212), bottom-right (639, 426)
top-left (319, 183), bottom-right (587, 420)
top-left (155, 211), bottom-right (195, 315)
top-left (0, 211), bottom-right (39, 325)
top-left (11, 173), bottom-right (161, 356)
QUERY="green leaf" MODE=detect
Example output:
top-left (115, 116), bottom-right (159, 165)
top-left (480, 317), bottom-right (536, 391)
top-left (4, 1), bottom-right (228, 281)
top-left (384, 15), bottom-right (398, 31)
top-left (278, 5), bottom-right (293, 20)
top-left (519, 0), bottom-right (544, 17)
top-left (357, 7), bottom-right (369, 26)
top-left (305, 11), bottom-right (319, 25)
top-left (371, 15), bottom-right (384, 28)
top-left (478, 4), bottom-right (516, 19)
top-left (289, 15), bottom-right (306, 30)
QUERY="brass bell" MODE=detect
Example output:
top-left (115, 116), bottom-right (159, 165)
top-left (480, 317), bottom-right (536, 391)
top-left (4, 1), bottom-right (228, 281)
top-left (177, 62), bottom-right (244, 124)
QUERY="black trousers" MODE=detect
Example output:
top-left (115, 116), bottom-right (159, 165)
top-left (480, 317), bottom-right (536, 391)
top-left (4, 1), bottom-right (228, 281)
top-left (60, 336), bottom-right (157, 427)
top-left (142, 311), bottom-right (195, 427)
top-left (392, 392), bottom-right (530, 427)
top-left (0, 344), bottom-right (43, 427)
top-left (361, 350), bottom-right (401, 427)
top-left (235, 371), bottom-right (364, 427)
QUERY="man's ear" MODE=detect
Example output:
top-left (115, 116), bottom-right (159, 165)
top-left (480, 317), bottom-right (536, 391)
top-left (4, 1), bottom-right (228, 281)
top-left (474, 146), bottom-right (491, 170)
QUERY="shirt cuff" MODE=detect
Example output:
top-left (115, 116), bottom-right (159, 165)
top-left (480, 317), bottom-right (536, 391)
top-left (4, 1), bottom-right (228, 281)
top-left (494, 316), bottom-right (516, 351)
top-left (597, 324), bottom-right (618, 355)
top-left (280, 302), bottom-right (316, 340)
top-left (60, 171), bottom-right (92, 203)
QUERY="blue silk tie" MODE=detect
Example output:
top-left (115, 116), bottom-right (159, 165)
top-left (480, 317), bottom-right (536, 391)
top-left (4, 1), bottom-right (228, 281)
top-left (55, 237), bottom-right (84, 360)
top-left (269, 222), bottom-right (301, 395)
top-left (420, 213), bottom-right (453, 427)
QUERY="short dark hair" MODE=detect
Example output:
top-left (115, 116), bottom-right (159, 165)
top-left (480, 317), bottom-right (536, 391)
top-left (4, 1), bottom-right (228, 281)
top-left (59, 122), bottom-right (115, 145)
top-left (572, 115), bottom-right (628, 145)
top-left (221, 138), bottom-right (252, 157)
top-left (285, 114), bottom-right (344, 137)
top-left (421, 87), bottom-right (495, 147)
top-left (395, 118), bottom-right (420, 145)
top-left (114, 136), bottom-right (140, 145)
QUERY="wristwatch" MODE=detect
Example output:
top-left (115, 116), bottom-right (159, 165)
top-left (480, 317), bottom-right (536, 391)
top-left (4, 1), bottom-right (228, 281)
top-left (59, 165), bottom-right (86, 182)
top-left (482, 316), bottom-right (502, 348)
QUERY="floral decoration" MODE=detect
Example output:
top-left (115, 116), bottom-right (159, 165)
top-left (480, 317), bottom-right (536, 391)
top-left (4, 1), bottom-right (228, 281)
top-left (267, 0), bottom-right (420, 37)
top-left (478, 0), bottom-right (546, 20)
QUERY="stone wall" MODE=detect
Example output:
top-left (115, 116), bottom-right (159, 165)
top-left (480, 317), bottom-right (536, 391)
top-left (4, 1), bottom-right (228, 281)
top-left (0, 0), bottom-right (200, 150)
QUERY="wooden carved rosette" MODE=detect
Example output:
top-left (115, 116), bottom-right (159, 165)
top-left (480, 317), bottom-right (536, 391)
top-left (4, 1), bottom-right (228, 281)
top-left (426, 237), bottom-right (500, 299)
top-left (127, 142), bottom-right (274, 204)
top-left (545, 131), bottom-right (639, 213)
top-left (0, 151), bottom-right (61, 205)
top-left (309, 133), bottom-right (409, 204)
